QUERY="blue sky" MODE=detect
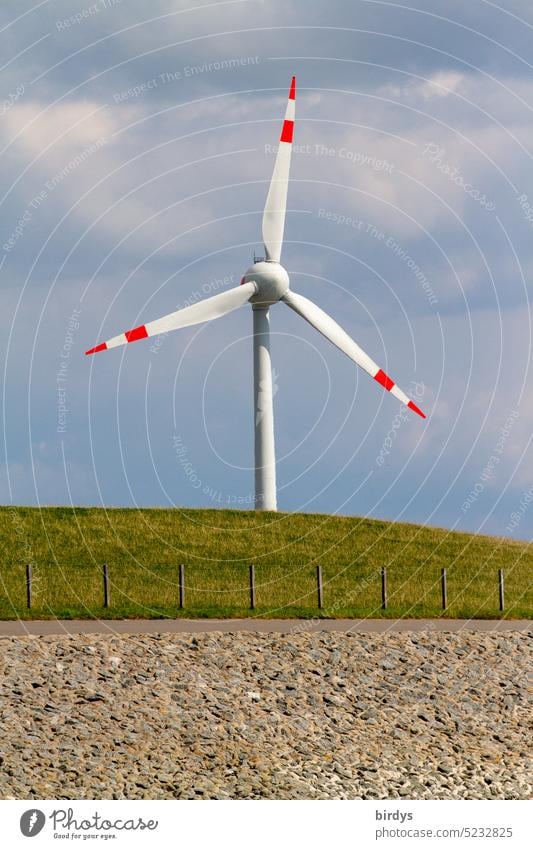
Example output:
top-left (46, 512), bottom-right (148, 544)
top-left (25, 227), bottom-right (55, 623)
top-left (1, 0), bottom-right (532, 539)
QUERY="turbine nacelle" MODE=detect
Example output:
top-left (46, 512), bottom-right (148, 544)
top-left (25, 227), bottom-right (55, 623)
top-left (241, 261), bottom-right (290, 307)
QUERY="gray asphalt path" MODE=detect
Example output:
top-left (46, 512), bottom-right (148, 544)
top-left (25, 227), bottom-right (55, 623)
top-left (0, 618), bottom-right (530, 636)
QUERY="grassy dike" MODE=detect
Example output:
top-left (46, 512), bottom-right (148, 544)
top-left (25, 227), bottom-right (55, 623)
top-left (0, 506), bottom-right (531, 619)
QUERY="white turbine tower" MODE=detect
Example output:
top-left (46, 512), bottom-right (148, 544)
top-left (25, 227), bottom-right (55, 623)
top-left (86, 77), bottom-right (426, 511)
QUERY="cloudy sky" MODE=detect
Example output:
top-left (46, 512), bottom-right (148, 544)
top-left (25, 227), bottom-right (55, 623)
top-left (1, 0), bottom-right (532, 539)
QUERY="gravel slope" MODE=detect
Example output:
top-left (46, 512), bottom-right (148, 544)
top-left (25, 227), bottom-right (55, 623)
top-left (0, 631), bottom-right (531, 799)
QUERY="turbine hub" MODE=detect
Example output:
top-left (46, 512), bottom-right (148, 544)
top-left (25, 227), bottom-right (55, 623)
top-left (241, 261), bottom-right (289, 307)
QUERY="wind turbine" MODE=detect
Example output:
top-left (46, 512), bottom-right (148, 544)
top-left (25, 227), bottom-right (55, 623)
top-left (86, 76), bottom-right (426, 512)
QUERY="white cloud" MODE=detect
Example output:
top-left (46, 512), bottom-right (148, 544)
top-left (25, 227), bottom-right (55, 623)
top-left (381, 71), bottom-right (465, 101)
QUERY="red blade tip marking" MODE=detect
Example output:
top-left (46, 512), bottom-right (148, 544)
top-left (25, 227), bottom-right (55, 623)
top-left (289, 76), bottom-right (296, 100)
top-left (374, 369), bottom-right (395, 392)
top-left (125, 325), bottom-right (148, 343)
top-left (280, 119), bottom-right (294, 143)
top-left (85, 342), bottom-right (107, 355)
top-left (408, 400), bottom-right (426, 419)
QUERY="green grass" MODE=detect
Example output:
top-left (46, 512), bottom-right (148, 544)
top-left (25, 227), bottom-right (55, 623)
top-left (0, 506), bottom-right (531, 619)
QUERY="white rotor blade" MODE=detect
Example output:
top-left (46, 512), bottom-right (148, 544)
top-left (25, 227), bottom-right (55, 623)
top-left (86, 281), bottom-right (257, 355)
top-left (262, 76), bottom-right (296, 263)
top-left (283, 289), bottom-right (426, 418)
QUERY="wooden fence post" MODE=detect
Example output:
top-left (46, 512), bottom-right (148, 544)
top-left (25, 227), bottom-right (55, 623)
top-left (316, 564), bottom-right (323, 609)
top-left (498, 569), bottom-right (505, 612)
top-left (441, 567), bottom-right (447, 610)
top-left (26, 564), bottom-right (32, 610)
top-left (381, 566), bottom-right (387, 610)
top-left (249, 564), bottom-right (255, 610)
top-left (179, 564), bottom-right (185, 610)
top-left (103, 563), bottom-right (110, 608)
